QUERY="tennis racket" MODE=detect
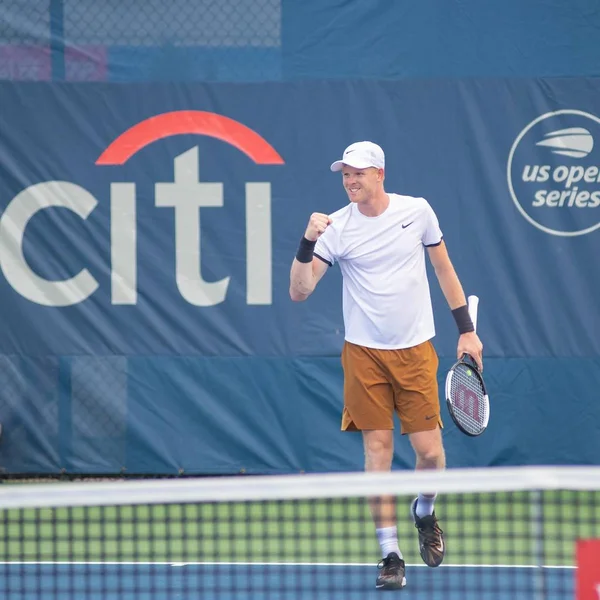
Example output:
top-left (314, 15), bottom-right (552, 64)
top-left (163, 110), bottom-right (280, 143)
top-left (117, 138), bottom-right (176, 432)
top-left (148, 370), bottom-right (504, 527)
top-left (444, 295), bottom-right (489, 437)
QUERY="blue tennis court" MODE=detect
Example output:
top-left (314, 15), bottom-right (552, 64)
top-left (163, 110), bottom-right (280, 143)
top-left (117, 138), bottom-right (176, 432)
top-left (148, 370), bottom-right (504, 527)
top-left (0, 563), bottom-right (574, 599)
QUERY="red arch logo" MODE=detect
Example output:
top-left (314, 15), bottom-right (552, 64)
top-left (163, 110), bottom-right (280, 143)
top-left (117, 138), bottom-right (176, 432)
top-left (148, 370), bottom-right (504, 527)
top-left (96, 110), bottom-right (284, 166)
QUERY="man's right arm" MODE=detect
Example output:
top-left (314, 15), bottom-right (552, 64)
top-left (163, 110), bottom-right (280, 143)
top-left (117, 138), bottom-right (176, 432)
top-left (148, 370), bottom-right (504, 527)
top-left (289, 256), bottom-right (329, 301)
top-left (289, 212), bottom-right (332, 302)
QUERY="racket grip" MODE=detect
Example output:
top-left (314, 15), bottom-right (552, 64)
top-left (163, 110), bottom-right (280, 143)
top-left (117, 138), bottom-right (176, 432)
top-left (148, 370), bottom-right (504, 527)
top-left (467, 295), bottom-right (479, 333)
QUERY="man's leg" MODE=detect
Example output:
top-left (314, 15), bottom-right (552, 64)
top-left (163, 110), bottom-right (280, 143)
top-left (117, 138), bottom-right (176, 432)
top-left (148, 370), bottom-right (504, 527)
top-left (363, 429), bottom-right (398, 551)
top-left (363, 429), bottom-right (406, 589)
top-left (408, 426), bottom-right (446, 567)
top-left (409, 426), bottom-right (445, 515)
top-left (409, 426), bottom-right (445, 471)
top-left (341, 343), bottom-right (406, 588)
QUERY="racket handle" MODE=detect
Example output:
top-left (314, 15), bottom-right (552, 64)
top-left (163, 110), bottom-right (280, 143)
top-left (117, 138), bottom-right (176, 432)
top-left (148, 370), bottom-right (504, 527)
top-left (467, 295), bottom-right (479, 333)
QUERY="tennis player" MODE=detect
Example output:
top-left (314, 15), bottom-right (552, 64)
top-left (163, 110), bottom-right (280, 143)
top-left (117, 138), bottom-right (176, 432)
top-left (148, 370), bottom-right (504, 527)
top-left (289, 141), bottom-right (483, 590)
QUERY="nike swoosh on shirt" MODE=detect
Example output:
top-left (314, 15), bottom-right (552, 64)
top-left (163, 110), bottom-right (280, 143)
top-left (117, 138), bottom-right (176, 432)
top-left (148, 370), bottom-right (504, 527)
top-left (402, 222), bottom-right (414, 229)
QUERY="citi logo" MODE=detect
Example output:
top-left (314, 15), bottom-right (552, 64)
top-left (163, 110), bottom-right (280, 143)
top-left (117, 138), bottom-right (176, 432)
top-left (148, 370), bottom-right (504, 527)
top-left (0, 110), bottom-right (284, 307)
top-left (507, 110), bottom-right (600, 237)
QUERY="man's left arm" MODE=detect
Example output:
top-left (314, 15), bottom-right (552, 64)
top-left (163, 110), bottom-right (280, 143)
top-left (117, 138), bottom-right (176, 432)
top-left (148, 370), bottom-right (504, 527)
top-left (427, 241), bottom-right (484, 370)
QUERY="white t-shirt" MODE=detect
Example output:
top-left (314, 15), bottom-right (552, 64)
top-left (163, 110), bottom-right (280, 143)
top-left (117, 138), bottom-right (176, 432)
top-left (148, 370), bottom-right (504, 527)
top-left (314, 193), bottom-right (443, 350)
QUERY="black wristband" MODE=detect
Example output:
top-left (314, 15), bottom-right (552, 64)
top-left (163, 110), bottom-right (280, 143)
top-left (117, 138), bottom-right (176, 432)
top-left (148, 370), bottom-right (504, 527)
top-left (296, 237), bottom-right (316, 263)
top-left (452, 305), bottom-right (475, 334)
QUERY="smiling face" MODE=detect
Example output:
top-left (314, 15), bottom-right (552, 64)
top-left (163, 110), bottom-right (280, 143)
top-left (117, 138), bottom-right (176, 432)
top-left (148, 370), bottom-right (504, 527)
top-left (342, 165), bottom-right (385, 204)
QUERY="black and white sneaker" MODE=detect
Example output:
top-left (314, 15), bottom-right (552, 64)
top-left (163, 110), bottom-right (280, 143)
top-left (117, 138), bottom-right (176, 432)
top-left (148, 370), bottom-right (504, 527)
top-left (411, 497), bottom-right (446, 567)
top-left (375, 552), bottom-right (407, 590)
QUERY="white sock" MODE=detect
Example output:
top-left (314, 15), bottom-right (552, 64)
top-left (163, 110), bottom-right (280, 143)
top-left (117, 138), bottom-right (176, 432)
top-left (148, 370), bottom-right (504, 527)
top-left (415, 493), bottom-right (437, 518)
top-left (376, 526), bottom-right (403, 559)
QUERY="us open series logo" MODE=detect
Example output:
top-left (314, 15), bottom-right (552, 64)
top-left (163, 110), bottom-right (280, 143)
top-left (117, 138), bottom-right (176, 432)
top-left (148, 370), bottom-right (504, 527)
top-left (507, 109), bottom-right (600, 237)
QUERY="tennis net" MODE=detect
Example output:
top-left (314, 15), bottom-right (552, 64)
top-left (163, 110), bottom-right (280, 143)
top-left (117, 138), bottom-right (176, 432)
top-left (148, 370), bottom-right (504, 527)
top-left (0, 466), bottom-right (599, 599)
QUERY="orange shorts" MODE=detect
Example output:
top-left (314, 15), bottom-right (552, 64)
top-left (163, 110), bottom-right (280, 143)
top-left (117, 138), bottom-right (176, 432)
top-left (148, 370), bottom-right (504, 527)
top-left (341, 340), bottom-right (442, 434)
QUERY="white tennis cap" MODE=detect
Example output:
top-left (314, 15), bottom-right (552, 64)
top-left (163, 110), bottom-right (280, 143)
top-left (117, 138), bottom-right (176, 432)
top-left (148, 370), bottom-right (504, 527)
top-left (330, 141), bottom-right (385, 172)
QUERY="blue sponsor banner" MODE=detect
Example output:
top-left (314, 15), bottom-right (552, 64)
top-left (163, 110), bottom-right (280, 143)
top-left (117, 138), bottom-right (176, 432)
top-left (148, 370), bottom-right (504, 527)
top-left (0, 79), bottom-right (599, 474)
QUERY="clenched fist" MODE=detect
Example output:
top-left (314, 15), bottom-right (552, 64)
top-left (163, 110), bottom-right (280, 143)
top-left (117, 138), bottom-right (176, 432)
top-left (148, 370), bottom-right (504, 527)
top-left (305, 213), bottom-right (332, 241)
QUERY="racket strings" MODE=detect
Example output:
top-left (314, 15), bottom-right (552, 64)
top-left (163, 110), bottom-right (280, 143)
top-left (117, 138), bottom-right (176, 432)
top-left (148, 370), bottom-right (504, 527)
top-left (449, 365), bottom-right (488, 434)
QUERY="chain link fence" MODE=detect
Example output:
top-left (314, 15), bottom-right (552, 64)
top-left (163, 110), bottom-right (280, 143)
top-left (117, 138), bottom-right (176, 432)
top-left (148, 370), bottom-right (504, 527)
top-left (0, 0), bottom-right (281, 81)
top-left (0, 355), bottom-right (128, 478)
